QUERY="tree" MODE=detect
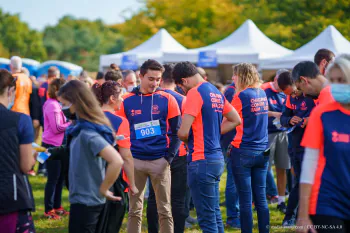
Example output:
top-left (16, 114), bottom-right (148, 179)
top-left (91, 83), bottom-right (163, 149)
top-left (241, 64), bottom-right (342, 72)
top-left (0, 9), bottom-right (47, 60)
top-left (43, 16), bottom-right (125, 71)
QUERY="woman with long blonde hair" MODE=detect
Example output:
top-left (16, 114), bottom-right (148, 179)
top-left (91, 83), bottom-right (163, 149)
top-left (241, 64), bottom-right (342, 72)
top-left (228, 63), bottom-right (270, 233)
top-left (57, 80), bottom-right (124, 233)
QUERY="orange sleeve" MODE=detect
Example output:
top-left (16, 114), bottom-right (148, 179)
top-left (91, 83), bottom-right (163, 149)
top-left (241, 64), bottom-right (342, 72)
top-left (231, 93), bottom-right (243, 114)
top-left (117, 117), bottom-right (131, 148)
top-left (184, 89), bottom-right (203, 117)
top-left (301, 106), bottom-right (324, 149)
top-left (286, 95), bottom-right (292, 109)
top-left (223, 98), bottom-right (234, 115)
top-left (116, 101), bottom-right (127, 118)
top-left (167, 94), bottom-right (181, 119)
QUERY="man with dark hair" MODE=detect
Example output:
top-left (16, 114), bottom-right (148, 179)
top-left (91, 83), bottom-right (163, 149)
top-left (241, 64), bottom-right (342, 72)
top-left (314, 49), bottom-right (335, 75)
top-left (278, 71), bottom-right (316, 226)
top-left (147, 63), bottom-right (189, 233)
top-left (174, 62), bottom-right (241, 233)
top-left (121, 70), bottom-right (137, 93)
top-left (119, 59), bottom-right (180, 233)
top-left (104, 70), bottom-right (123, 83)
top-left (292, 61), bottom-right (334, 105)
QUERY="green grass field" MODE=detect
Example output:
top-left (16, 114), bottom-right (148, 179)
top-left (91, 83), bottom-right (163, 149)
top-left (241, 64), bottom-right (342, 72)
top-left (29, 170), bottom-right (294, 233)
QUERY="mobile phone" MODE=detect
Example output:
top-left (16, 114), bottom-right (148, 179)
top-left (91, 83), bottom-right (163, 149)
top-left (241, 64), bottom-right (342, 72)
top-left (37, 152), bottom-right (51, 164)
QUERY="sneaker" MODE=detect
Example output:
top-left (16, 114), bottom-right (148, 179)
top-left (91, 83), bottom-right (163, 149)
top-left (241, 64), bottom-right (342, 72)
top-left (186, 216), bottom-right (198, 224)
top-left (54, 207), bottom-right (69, 216)
top-left (267, 195), bottom-right (279, 204)
top-left (185, 221), bottom-right (193, 228)
top-left (277, 202), bottom-right (287, 214)
top-left (282, 218), bottom-right (296, 227)
top-left (44, 210), bottom-right (61, 220)
top-left (27, 170), bottom-right (36, 176)
top-left (226, 218), bottom-right (241, 229)
top-left (37, 169), bottom-right (47, 177)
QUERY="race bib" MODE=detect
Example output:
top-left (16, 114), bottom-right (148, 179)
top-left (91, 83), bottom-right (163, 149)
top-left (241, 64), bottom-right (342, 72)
top-left (134, 120), bottom-right (161, 139)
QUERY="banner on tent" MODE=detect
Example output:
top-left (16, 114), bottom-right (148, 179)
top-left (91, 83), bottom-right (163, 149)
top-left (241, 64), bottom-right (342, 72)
top-left (120, 54), bottom-right (138, 70)
top-left (197, 51), bottom-right (217, 68)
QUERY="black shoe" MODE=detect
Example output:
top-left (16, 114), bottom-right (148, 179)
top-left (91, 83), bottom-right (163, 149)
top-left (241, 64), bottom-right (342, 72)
top-left (219, 201), bottom-right (226, 207)
top-left (277, 202), bottom-right (287, 214)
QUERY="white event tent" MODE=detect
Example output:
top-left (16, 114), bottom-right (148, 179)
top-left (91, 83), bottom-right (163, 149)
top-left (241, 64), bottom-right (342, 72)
top-left (261, 25), bottom-right (350, 70)
top-left (166, 19), bottom-right (292, 65)
top-left (99, 29), bottom-right (187, 70)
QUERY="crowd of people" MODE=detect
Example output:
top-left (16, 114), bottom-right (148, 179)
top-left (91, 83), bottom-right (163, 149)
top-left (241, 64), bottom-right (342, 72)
top-left (0, 48), bottom-right (349, 233)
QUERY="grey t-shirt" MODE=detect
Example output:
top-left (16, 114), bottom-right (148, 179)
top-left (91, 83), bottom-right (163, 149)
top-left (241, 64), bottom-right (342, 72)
top-left (69, 129), bottom-right (109, 206)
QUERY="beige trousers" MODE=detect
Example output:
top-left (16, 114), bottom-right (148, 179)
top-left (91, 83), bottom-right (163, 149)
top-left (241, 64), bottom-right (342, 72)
top-left (127, 158), bottom-right (173, 233)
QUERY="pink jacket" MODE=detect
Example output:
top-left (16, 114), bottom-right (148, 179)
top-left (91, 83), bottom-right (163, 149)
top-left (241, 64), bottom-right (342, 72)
top-left (42, 98), bottom-right (71, 146)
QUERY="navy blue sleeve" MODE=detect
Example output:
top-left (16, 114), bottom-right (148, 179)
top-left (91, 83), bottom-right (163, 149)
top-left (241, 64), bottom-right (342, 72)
top-left (224, 87), bottom-right (235, 103)
top-left (165, 115), bottom-right (181, 164)
top-left (280, 107), bottom-right (293, 128)
top-left (18, 114), bottom-right (34, 144)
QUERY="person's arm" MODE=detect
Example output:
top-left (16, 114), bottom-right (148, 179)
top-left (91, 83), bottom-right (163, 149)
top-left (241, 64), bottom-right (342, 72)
top-left (268, 111), bottom-right (282, 118)
top-left (165, 94), bottom-right (181, 164)
top-left (221, 98), bottom-right (241, 134)
top-left (99, 145), bottom-right (124, 201)
top-left (116, 118), bottom-right (138, 195)
top-left (178, 89), bottom-right (202, 144)
top-left (46, 104), bottom-right (71, 134)
top-left (297, 148), bottom-right (319, 233)
top-left (18, 114), bottom-right (36, 173)
top-left (280, 107), bottom-right (294, 127)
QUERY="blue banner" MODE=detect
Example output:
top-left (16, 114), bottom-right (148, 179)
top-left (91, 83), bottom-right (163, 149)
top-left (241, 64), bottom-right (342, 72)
top-left (120, 54), bottom-right (138, 70)
top-left (197, 51), bottom-right (217, 68)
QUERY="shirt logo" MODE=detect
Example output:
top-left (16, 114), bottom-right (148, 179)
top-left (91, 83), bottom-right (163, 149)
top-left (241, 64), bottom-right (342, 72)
top-left (269, 99), bottom-right (277, 105)
top-left (300, 101), bottom-right (307, 111)
top-left (152, 105), bottom-right (160, 114)
top-left (332, 131), bottom-right (350, 143)
top-left (131, 109), bottom-right (142, 116)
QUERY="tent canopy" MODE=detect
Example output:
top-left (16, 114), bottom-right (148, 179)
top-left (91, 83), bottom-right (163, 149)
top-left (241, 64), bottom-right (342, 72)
top-left (36, 60), bottom-right (83, 78)
top-left (100, 28), bottom-right (187, 69)
top-left (22, 58), bottom-right (40, 76)
top-left (176, 19), bottom-right (292, 64)
top-left (261, 25), bottom-right (350, 70)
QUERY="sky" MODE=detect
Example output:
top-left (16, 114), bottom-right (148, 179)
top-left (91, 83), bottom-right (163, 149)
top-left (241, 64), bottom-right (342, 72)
top-left (1, 0), bottom-right (144, 31)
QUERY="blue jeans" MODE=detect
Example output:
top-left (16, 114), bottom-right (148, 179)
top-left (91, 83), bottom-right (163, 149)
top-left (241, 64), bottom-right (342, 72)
top-left (230, 148), bottom-right (270, 233)
top-left (224, 155), bottom-right (240, 219)
top-left (188, 158), bottom-right (225, 233)
top-left (266, 166), bottom-right (278, 197)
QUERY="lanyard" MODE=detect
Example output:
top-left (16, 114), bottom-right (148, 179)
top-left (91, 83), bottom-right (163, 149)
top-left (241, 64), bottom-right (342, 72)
top-left (141, 93), bottom-right (154, 121)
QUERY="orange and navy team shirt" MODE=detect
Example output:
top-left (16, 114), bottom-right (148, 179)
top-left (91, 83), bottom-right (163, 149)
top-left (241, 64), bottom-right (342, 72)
top-left (280, 95), bottom-right (316, 151)
top-left (221, 82), bottom-right (236, 150)
top-left (315, 85), bottom-right (334, 106)
top-left (118, 87), bottom-right (181, 160)
top-left (261, 82), bottom-right (286, 133)
top-left (231, 88), bottom-right (268, 151)
top-left (183, 82), bottom-right (233, 162)
top-left (104, 111), bottom-right (131, 149)
top-left (38, 81), bottom-right (50, 106)
top-left (163, 89), bottom-right (187, 157)
top-left (11, 73), bottom-right (33, 116)
top-left (301, 102), bottom-right (350, 219)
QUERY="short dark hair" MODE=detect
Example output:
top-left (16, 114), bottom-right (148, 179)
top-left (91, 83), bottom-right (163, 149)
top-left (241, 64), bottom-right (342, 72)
top-left (140, 59), bottom-right (164, 76)
top-left (162, 63), bottom-right (176, 84)
top-left (292, 61), bottom-right (320, 82)
top-left (48, 78), bottom-right (66, 99)
top-left (314, 49), bottom-right (335, 66)
top-left (0, 69), bottom-right (15, 95)
top-left (96, 71), bottom-right (104, 80)
top-left (105, 70), bottom-right (122, 82)
top-left (277, 71), bottom-right (293, 91)
top-left (172, 62), bottom-right (198, 85)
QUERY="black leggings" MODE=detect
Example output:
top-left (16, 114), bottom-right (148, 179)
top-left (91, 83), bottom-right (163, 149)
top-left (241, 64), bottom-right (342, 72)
top-left (310, 215), bottom-right (350, 233)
